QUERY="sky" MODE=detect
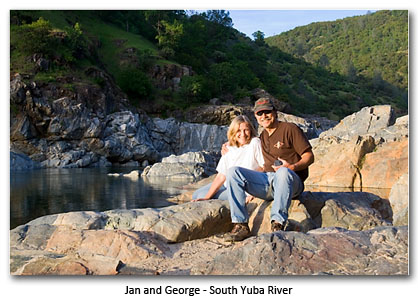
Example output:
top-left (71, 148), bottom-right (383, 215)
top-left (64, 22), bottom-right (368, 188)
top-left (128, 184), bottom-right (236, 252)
top-left (228, 10), bottom-right (374, 38)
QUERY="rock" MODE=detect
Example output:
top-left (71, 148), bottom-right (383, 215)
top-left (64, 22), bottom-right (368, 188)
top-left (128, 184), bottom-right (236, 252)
top-left (35, 57), bottom-right (50, 71)
top-left (10, 115), bottom-right (37, 141)
top-left (149, 117), bottom-right (228, 156)
top-left (192, 226), bottom-right (408, 275)
top-left (101, 111), bottom-right (159, 163)
top-left (306, 135), bottom-right (376, 187)
top-left (151, 64), bottom-right (193, 91)
top-left (319, 198), bottom-right (390, 231)
top-left (247, 191), bottom-right (391, 235)
top-left (209, 98), bottom-right (222, 105)
top-left (319, 105), bottom-right (395, 140)
top-left (360, 139), bottom-right (408, 189)
top-left (9, 71), bottom-right (149, 167)
top-left (10, 73), bottom-right (27, 105)
top-left (142, 151), bottom-right (217, 180)
top-left (11, 227), bottom-right (166, 275)
top-left (10, 151), bottom-right (40, 170)
top-left (248, 198), bottom-right (316, 235)
top-left (389, 173), bottom-right (408, 226)
top-left (10, 199), bottom-right (232, 254)
top-left (10, 190), bottom-right (407, 275)
top-left (184, 105), bottom-right (249, 126)
top-left (307, 106), bottom-right (408, 190)
top-left (105, 200), bottom-right (232, 243)
top-left (121, 170), bottom-right (140, 180)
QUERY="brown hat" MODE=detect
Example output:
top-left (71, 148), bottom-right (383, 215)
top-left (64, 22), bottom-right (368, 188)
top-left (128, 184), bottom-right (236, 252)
top-left (254, 98), bottom-right (274, 114)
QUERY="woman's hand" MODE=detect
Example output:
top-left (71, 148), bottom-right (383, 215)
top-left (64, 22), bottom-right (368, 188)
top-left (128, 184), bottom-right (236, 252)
top-left (191, 198), bottom-right (209, 202)
top-left (221, 142), bottom-right (230, 156)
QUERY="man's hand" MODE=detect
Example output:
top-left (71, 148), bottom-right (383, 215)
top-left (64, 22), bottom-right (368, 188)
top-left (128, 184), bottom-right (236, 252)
top-left (272, 151), bottom-right (314, 172)
top-left (271, 158), bottom-right (287, 171)
top-left (245, 195), bottom-right (255, 204)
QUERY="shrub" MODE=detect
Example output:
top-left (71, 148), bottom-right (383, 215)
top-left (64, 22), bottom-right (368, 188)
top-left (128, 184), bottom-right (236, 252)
top-left (118, 68), bottom-right (153, 99)
top-left (179, 75), bottom-right (210, 102)
top-left (13, 17), bottom-right (58, 57)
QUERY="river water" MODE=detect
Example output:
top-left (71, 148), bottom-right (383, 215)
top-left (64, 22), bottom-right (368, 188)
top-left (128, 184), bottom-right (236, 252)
top-left (10, 168), bottom-right (191, 229)
top-left (10, 168), bottom-right (392, 230)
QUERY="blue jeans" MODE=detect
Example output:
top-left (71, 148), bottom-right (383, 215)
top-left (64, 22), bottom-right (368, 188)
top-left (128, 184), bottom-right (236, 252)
top-left (226, 166), bottom-right (304, 224)
top-left (192, 183), bottom-right (228, 200)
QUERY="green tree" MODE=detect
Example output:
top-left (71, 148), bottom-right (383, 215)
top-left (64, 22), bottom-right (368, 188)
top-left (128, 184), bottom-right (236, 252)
top-left (156, 19), bottom-right (184, 49)
top-left (65, 22), bottom-right (88, 59)
top-left (204, 10), bottom-right (233, 27)
top-left (252, 30), bottom-right (265, 46)
top-left (208, 62), bottom-right (237, 95)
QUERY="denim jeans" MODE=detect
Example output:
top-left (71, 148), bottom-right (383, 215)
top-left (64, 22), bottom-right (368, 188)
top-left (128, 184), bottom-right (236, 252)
top-left (192, 183), bottom-right (228, 200)
top-left (226, 166), bottom-right (304, 224)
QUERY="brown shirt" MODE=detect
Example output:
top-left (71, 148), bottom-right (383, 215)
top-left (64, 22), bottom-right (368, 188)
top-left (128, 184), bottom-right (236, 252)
top-left (260, 121), bottom-right (312, 182)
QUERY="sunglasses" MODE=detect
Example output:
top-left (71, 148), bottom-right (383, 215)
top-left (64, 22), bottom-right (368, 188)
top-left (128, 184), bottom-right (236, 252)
top-left (256, 110), bottom-right (273, 116)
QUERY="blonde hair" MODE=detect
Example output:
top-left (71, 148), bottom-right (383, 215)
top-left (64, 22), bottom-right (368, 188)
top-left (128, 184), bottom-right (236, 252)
top-left (227, 115), bottom-right (257, 147)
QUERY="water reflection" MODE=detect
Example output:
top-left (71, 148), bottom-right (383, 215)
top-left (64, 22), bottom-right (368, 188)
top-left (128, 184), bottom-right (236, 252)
top-left (10, 168), bottom-right (190, 229)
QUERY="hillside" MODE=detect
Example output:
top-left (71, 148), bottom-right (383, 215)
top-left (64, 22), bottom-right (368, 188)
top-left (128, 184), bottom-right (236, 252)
top-left (10, 10), bottom-right (408, 120)
top-left (266, 10), bottom-right (408, 93)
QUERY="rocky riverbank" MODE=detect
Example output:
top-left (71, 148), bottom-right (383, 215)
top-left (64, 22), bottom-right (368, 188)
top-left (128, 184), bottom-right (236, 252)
top-left (10, 72), bottom-right (408, 275)
top-left (10, 188), bottom-right (408, 275)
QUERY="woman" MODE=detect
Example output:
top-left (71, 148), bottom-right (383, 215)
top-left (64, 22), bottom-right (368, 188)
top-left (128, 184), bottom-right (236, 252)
top-left (191, 115), bottom-right (264, 202)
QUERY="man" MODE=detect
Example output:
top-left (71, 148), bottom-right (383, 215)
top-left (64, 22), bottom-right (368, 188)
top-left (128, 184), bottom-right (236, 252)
top-left (223, 98), bottom-right (314, 242)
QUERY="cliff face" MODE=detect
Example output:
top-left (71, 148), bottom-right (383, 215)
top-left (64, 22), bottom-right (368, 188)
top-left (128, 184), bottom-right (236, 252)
top-left (10, 69), bottom-right (228, 169)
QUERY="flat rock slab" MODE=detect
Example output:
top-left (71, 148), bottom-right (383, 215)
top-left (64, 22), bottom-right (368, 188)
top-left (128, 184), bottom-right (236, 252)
top-left (14, 199), bottom-right (232, 244)
top-left (192, 226), bottom-right (408, 275)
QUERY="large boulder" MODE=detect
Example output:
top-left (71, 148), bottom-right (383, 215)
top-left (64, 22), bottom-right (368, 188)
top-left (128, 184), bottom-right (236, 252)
top-left (306, 105), bottom-right (408, 191)
top-left (319, 105), bottom-right (395, 140)
top-left (247, 191), bottom-right (391, 235)
top-left (359, 139), bottom-right (408, 189)
top-left (306, 135), bottom-right (376, 187)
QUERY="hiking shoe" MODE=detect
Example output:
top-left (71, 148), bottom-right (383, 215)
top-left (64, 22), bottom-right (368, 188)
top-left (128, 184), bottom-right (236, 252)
top-left (271, 220), bottom-right (284, 232)
top-left (224, 223), bottom-right (251, 242)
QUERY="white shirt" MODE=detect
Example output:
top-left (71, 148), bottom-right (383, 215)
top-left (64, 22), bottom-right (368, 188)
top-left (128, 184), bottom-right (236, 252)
top-left (216, 137), bottom-right (265, 176)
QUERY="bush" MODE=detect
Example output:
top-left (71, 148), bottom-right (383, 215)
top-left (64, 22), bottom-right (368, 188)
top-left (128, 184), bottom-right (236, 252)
top-left (12, 18), bottom-right (89, 65)
top-left (118, 68), bottom-right (153, 99)
top-left (13, 17), bottom-right (58, 57)
top-left (179, 75), bottom-right (210, 102)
